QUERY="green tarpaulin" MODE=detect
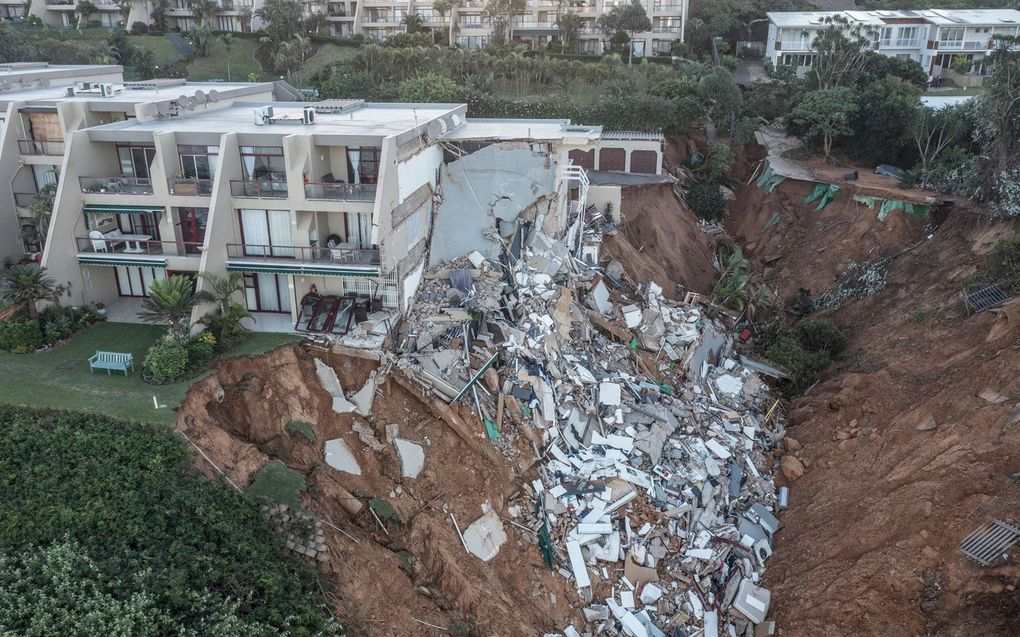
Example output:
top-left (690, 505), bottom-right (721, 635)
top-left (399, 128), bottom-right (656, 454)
top-left (804, 183), bottom-right (840, 211)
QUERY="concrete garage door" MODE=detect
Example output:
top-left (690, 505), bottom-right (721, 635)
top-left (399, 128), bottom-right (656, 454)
top-left (568, 149), bottom-right (595, 170)
top-left (630, 150), bottom-right (658, 174)
top-left (599, 148), bottom-right (626, 172)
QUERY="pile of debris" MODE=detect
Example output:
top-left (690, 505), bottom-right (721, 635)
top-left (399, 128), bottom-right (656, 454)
top-left (395, 227), bottom-right (786, 637)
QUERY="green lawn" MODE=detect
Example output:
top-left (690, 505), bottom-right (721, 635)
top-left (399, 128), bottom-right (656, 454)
top-left (127, 34), bottom-right (184, 68)
top-left (295, 43), bottom-right (359, 87)
top-left (188, 36), bottom-right (267, 82)
top-left (0, 322), bottom-right (300, 424)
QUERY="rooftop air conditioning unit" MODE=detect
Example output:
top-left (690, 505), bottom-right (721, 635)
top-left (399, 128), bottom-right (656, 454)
top-left (65, 86), bottom-right (77, 97)
top-left (254, 105), bottom-right (274, 125)
top-left (100, 83), bottom-right (117, 97)
top-left (302, 106), bottom-right (316, 125)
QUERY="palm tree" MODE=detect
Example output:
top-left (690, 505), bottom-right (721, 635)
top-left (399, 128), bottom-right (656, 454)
top-left (220, 32), bottom-right (235, 81)
top-left (138, 275), bottom-right (196, 339)
top-left (114, 0), bottom-right (132, 26)
top-left (403, 12), bottom-right (424, 35)
top-left (1, 265), bottom-right (62, 320)
top-left (195, 272), bottom-right (251, 344)
top-left (27, 183), bottom-right (58, 252)
top-left (191, 0), bottom-right (218, 27)
top-left (433, 0), bottom-right (457, 46)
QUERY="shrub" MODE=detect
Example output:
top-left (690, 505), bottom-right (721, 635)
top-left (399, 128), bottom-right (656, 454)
top-left (130, 21), bottom-right (149, 34)
top-left (144, 339), bottom-right (190, 383)
top-left (0, 319), bottom-right (44, 353)
top-left (186, 334), bottom-right (214, 368)
top-left (766, 333), bottom-right (830, 396)
top-left (795, 318), bottom-right (848, 355)
top-left (688, 182), bottom-right (727, 221)
top-left (43, 314), bottom-right (73, 344)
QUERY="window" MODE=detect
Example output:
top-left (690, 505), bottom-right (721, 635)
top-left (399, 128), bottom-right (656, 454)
top-left (239, 146), bottom-right (285, 182)
top-left (116, 211), bottom-right (162, 240)
top-left (117, 144), bottom-right (157, 179)
top-left (115, 266), bottom-right (167, 297)
top-left (217, 16), bottom-right (237, 31)
top-left (239, 209), bottom-right (293, 257)
top-left (22, 225), bottom-right (41, 254)
top-left (178, 144), bottom-right (219, 180)
top-left (243, 273), bottom-right (292, 313)
top-left (177, 208), bottom-right (208, 253)
top-left (939, 26), bottom-right (964, 47)
top-left (33, 165), bottom-right (58, 190)
top-left (346, 147), bottom-right (380, 185)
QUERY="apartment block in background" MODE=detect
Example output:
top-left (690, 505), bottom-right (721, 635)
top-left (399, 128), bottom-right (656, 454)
top-left (766, 9), bottom-right (1020, 78)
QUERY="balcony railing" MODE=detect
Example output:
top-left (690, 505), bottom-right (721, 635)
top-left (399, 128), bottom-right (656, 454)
top-left (230, 179), bottom-right (289, 198)
top-left (778, 41), bottom-right (813, 51)
top-left (168, 177), bottom-right (214, 196)
top-left (19, 139), bottom-right (65, 156)
top-left (304, 182), bottom-right (377, 201)
top-left (939, 40), bottom-right (988, 51)
top-left (226, 243), bottom-right (381, 266)
top-left (13, 192), bottom-right (37, 208)
top-left (652, 3), bottom-right (685, 10)
top-left (79, 176), bottom-right (154, 195)
top-left (514, 21), bottom-right (558, 29)
top-left (652, 26), bottom-right (683, 34)
top-left (46, 0), bottom-right (75, 5)
top-left (76, 237), bottom-right (203, 257)
top-left (880, 38), bottom-right (922, 48)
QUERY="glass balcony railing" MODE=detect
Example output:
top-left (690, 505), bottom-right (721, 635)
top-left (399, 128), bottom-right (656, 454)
top-left (304, 182), bottom-right (376, 201)
top-left (226, 243), bottom-right (381, 266)
top-left (76, 237), bottom-right (203, 257)
top-left (230, 179), bottom-right (289, 198)
top-left (13, 192), bottom-right (38, 208)
top-left (168, 177), bottom-right (214, 196)
top-left (79, 176), bottom-right (154, 195)
top-left (19, 139), bottom-right (65, 156)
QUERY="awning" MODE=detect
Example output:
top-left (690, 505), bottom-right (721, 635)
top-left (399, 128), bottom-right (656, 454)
top-left (83, 204), bottom-right (165, 215)
top-left (226, 261), bottom-right (380, 277)
top-left (78, 255), bottom-right (168, 268)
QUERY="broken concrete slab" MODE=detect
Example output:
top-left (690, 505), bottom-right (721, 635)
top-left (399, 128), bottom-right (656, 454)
top-left (351, 374), bottom-right (376, 417)
top-left (314, 359), bottom-right (357, 413)
top-left (732, 580), bottom-right (771, 624)
top-left (462, 510), bottom-right (508, 562)
top-left (393, 438), bottom-right (425, 478)
top-left (324, 438), bottom-right (361, 475)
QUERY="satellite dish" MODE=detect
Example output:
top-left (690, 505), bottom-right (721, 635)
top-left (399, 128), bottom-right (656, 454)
top-left (438, 119), bottom-right (448, 133)
top-left (194, 90), bottom-right (207, 103)
top-left (140, 103), bottom-right (159, 119)
top-left (207, 90), bottom-right (220, 102)
top-left (156, 103), bottom-right (170, 118)
top-left (426, 121), bottom-right (443, 140)
top-left (183, 98), bottom-right (196, 110)
top-left (451, 114), bottom-right (462, 127)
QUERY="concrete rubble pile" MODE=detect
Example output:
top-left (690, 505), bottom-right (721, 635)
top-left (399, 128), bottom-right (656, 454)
top-left (396, 230), bottom-right (786, 637)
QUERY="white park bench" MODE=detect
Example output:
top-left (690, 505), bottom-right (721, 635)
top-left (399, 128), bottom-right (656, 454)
top-left (88, 351), bottom-right (134, 376)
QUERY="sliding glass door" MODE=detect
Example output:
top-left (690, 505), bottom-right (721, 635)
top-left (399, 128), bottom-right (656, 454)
top-left (243, 273), bottom-right (292, 313)
top-left (239, 209), bottom-right (293, 257)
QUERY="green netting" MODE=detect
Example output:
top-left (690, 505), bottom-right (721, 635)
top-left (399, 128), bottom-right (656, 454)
top-left (804, 183), bottom-right (828, 204)
top-left (755, 165), bottom-right (774, 188)
top-left (755, 164), bottom-right (786, 193)
top-left (763, 210), bottom-right (781, 230)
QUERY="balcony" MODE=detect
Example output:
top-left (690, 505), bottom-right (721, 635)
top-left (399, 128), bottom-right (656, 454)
top-left (45, 0), bottom-right (75, 5)
top-left (778, 41), bottom-right (813, 51)
top-left (652, 3), bottom-right (685, 10)
top-left (652, 26), bottom-right (683, 34)
top-left (19, 139), bottom-right (65, 156)
top-left (881, 38), bottom-right (921, 48)
top-left (168, 177), bottom-right (214, 196)
top-left (230, 179), bottom-right (288, 198)
top-left (226, 243), bottom-right (381, 267)
top-left (939, 40), bottom-right (989, 51)
top-left (304, 182), bottom-right (376, 202)
top-left (14, 192), bottom-right (37, 208)
top-left (79, 176), bottom-right (154, 195)
top-left (76, 236), bottom-right (202, 257)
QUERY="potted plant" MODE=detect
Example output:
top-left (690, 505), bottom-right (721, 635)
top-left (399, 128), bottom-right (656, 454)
top-left (174, 171), bottom-right (199, 195)
top-left (94, 302), bottom-right (107, 317)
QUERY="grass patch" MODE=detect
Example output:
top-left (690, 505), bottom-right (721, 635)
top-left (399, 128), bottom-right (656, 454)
top-left (188, 37), bottom-right (266, 81)
top-left (297, 43), bottom-right (359, 86)
top-left (247, 460), bottom-right (307, 509)
top-left (369, 497), bottom-right (399, 521)
top-left (286, 420), bottom-right (316, 442)
top-left (126, 34), bottom-right (183, 68)
top-left (0, 322), bottom-right (300, 424)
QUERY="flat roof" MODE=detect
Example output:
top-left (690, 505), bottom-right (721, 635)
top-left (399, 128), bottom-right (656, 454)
top-left (441, 118), bottom-right (601, 142)
top-left (769, 8), bottom-right (1020, 27)
top-left (89, 101), bottom-right (463, 138)
top-left (0, 81), bottom-right (273, 107)
top-left (0, 63), bottom-right (122, 78)
top-left (602, 131), bottom-right (664, 142)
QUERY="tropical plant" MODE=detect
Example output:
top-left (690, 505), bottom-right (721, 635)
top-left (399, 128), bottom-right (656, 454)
top-left (712, 246), bottom-right (752, 312)
top-left (195, 272), bottom-right (251, 346)
top-left (809, 14), bottom-right (877, 90)
top-left (189, 23), bottom-right (214, 57)
top-left (27, 182), bottom-right (58, 252)
top-left (137, 275), bottom-right (196, 339)
top-left (0, 264), bottom-right (61, 320)
top-left (113, 0), bottom-right (132, 25)
top-left (255, 0), bottom-right (305, 47)
top-left (403, 12), bottom-right (425, 34)
top-left (220, 32), bottom-right (235, 81)
top-left (556, 10), bottom-right (584, 53)
top-left (190, 0), bottom-right (218, 26)
top-left (150, 0), bottom-right (170, 31)
top-left (75, 1), bottom-right (98, 28)
top-left (433, 0), bottom-right (457, 45)
top-left (483, 0), bottom-right (525, 46)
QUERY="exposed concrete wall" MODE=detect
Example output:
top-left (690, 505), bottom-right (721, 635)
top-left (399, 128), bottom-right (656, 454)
top-left (0, 102), bottom-right (28, 262)
top-left (588, 184), bottom-right (622, 224)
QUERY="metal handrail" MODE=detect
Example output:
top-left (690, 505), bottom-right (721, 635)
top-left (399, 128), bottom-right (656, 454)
top-left (18, 139), bottom-right (65, 155)
top-left (304, 182), bottom-right (377, 201)
top-left (76, 237), bottom-right (203, 256)
top-left (230, 179), bottom-right (289, 198)
top-left (226, 242), bottom-right (381, 265)
top-left (79, 176), bottom-right (154, 194)
top-left (168, 177), bottom-right (214, 196)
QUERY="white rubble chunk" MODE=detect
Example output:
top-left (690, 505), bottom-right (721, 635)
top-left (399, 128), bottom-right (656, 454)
top-left (324, 438), bottom-right (361, 475)
top-left (393, 438), bottom-right (425, 478)
top-left (462, 510), bottom-right (507, 561)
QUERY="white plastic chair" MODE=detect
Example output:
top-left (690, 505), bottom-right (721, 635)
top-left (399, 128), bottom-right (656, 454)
top-left (88, 230), bottom-right (108, 253)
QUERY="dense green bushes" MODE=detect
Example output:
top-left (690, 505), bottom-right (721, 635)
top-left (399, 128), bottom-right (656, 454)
top-left (0, 305), bottom-right (103, 354)
top-left (0, 407), bottom-right (338, 636)
top-left (0, 318), bottom-right (44, 354)
top-left (143, 331), bottom-right (217, 383)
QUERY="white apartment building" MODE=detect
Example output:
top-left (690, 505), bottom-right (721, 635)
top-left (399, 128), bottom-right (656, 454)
top-left (17, 66), bottom-right (662, 336)
top-left (766, 9), bottom-right (1020, 78)
top-left (10, 0), bottom-right (688, 57)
